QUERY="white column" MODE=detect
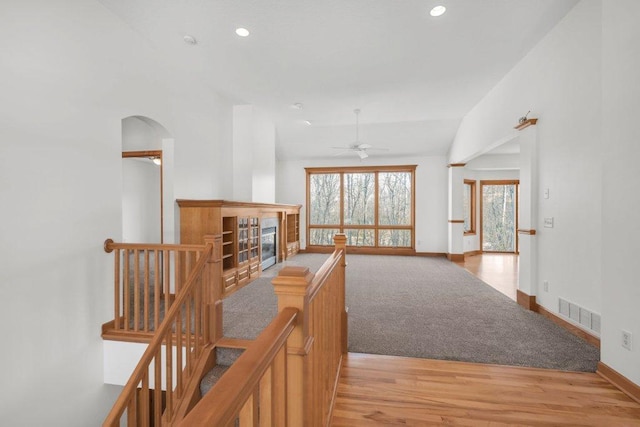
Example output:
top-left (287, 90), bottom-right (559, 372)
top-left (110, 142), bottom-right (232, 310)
top-left (518, 125), bottom-right (538, 297)
top-left (447, 164), bottom-right (465, 260)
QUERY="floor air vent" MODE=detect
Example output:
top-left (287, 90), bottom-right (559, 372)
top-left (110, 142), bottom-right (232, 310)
top-left (558, 297), bottom-right (601, 335)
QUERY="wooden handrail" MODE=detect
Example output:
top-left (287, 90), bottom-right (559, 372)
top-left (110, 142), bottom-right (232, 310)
top-left (103, 242), bottom-right (214, 426)
top-left (104, 238), bottom-right (206, 253)
top-left (178, 307), bottom-right (298, 426)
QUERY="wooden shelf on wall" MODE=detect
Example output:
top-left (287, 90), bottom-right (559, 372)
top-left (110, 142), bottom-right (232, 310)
top-left (514, 118), bottom-right (538, 130)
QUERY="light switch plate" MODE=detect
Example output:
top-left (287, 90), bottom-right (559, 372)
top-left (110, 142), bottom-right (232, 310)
top-left (544, 217), bottom-right (554, 228)
top-left (544, 188), bottom-right (550, 199)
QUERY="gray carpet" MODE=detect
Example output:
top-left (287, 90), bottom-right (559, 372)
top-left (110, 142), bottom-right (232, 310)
top-left (223, 253), bottom-right (599, 372)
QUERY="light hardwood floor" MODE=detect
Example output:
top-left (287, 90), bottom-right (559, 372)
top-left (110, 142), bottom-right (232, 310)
top-left (456, 253), bottom-right (519, 301)
top-left (331, 353), bottom-right (640, 426)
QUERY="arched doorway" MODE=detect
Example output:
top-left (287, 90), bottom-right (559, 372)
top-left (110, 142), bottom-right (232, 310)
top-left (121, 115), bottom-right (174, 243)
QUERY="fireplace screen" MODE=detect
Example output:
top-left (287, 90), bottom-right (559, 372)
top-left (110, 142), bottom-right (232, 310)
top-left (261, 226), bottom-right (277, 270)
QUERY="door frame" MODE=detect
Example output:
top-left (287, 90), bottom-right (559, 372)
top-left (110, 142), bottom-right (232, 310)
top-left (479, 180), bottom-right (520, 254)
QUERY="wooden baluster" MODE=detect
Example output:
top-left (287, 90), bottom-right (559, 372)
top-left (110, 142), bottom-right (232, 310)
top-left (114, 248), bottom-right (121, 330)
top-left (239, 390), bottom-right (259, 427)
top-left (259, 365), bottom-right (273, 426)
top-left (154, 249), bottom-right (160, 331)
top-left (272, 266), bottom-right (314, 427)
top-left (127, 395), bottom-right (137, 427)
top-left (272, 344), bottom-right (287, 427)
top-left (144, 250), bottom-right (150, 332)
top-left (175, 250), bottom-right (181, 298)
top-left (124, 250), bottom-right (131, 331)
top-left (134, 249), bottom-right (140, 332)
top-left (165, 335), bottom-right (173, 421)
top-left (140, 374), bottom-right (150, 427)
top-left (164, 250), bottom-right (170, 325)
top-left (176, 303), bottom-right (183, 400)
top-left (154, 347), bottom-right (162, 427)
top-left (185, 288), bottom-right (191, 375)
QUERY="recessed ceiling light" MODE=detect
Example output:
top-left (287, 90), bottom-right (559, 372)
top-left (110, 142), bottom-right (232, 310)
top-left (235, 27), bottom-right (250, 37)
top-left (292, 102), bottom-right (303, 109)
top-left (183, 35), bottom-right (197, 45)
top-left (303, 120), bottom-right (312, 125)
top-left (430, 5), bottom-right (446, 17)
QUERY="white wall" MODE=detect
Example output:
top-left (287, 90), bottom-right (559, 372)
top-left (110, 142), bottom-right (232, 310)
top-left (0, 0), bottom-right (235, 424)
top-left (462, 169), bottom-right (520, 253)
top-left (449, 0), bottom-right (602, 318)
top-left (122, 159), bottom-right (161, 242)
top-left (251, 111), bottom-right (276, 204)
top-left (232, 105), bottom-right (254, 201)
top-left (276, 156), bottom-right (448, 253)
top-left (601, 0), bottom-right (640, 385)
top-left (232, 105), bottom-right (277, 203)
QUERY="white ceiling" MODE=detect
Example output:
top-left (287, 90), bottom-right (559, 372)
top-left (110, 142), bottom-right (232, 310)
top-left (98, 0), bottom-right (578, 160)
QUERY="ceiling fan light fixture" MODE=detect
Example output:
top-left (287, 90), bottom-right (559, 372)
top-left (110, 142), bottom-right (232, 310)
top-left (235, 27), bottom-right (250, 37)
top-left (303, 120), bottom-right (312, 125)
top-left (357, 150), bottom-right (368, 160)
top-left (183, 35), bottom-right (197, 45)
top-left (430, 5), bottom-right (447, 17)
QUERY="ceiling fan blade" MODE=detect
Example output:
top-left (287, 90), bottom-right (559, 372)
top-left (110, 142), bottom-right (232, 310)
top-left (331, 146), bottom-right (352, 150)
top-left (356, 143), bottom-right (372, 150)
top-left (332, 150), bottom-right (350, 157)
top-left (366, 147), bottom-right (390, 151)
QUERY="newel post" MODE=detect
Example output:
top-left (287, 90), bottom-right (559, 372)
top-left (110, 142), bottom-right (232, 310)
top-left (204, 235), bottom-right (223, 344)
top-left (272, 266), bottom-right (314, 427)
top-left (333, 233), bottom-right (348, 354)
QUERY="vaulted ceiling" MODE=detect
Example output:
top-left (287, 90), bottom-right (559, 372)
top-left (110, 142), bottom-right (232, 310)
top-left (99, 0), bottom-right (579, 160)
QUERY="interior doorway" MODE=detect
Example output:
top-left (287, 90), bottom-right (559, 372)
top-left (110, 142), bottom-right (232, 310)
top-left (480, 180), bottom-right (519, 253)
top-left (122, 150), bottom-right (163, 243)
top-left (121, 115), bottom-right (174, 244)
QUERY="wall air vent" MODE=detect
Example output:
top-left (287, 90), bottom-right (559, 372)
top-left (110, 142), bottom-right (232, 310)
top-left (558, 297), bottom-right (600, 337)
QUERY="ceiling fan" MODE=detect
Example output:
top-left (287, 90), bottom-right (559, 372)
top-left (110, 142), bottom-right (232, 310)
top-left (332, 109), bottom-right (389, 159)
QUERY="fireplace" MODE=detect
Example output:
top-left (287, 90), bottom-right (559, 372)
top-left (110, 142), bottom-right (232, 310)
top-left (261, 218), bottom-right (278, 270)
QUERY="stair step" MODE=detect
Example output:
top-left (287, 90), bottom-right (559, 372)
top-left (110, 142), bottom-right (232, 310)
top-left (199, 346), bottom-right (245, 396)
top-left (200, 364), bottom-right (231, 397)
top-left (216, 346), bottom-right (244, 366)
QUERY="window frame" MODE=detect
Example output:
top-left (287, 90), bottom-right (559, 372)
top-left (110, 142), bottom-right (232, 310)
top-left (463, 179), bottom-right (476, 235)
top-left (305, 165), bottom-right (417, 254)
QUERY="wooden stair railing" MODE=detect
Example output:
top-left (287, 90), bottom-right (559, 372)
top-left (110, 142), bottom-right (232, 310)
top-left (178, 308), bottom-right (298, 426)
top-left (103, 235), bottom-right (223, 427)
top-left (103, 239), bottom-right (216, 341)
top-left (182, 233), bottom-right (348, 426)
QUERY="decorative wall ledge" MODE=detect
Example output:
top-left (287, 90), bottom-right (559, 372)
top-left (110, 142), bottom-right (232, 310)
top-left (517, 229), bottom-right (537, 235)
top-left (514, 118), bottom-right (538, 131)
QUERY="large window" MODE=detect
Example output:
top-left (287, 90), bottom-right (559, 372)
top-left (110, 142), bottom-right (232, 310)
top-left (463, 179), bottom-right (476, 235)
top-left (306, 166), bottom-right (416, 252)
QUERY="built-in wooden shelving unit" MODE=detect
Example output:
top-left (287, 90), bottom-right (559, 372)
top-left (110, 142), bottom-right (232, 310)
top-left (177, 200), bottom-right (301, 296)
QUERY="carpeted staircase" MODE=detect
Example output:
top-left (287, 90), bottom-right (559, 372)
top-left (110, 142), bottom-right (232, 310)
top-left (199, 347), bottom-right (244, 396)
